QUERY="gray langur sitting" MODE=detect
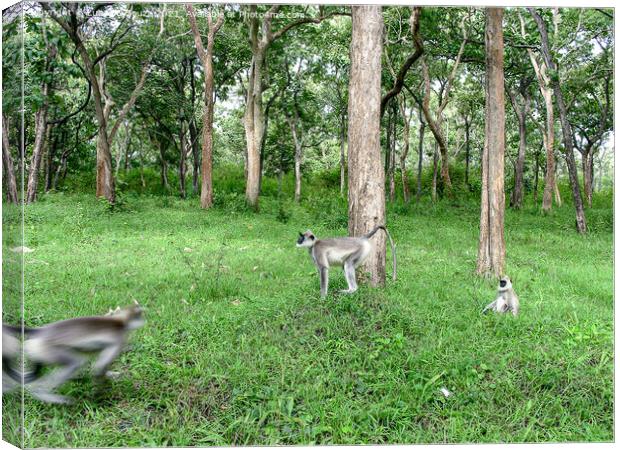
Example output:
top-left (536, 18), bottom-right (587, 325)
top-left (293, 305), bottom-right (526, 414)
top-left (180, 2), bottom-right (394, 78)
top-left (296, 225), bottom-right (396, 298)
top-left (482, 276), bottom-right (520, 317)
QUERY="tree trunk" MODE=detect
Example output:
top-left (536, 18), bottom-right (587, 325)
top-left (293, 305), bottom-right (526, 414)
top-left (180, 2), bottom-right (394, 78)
top-left (189, 119), bottom-right (200, 195)
top-left (398, 95), bottom-right (411, 203)
top-left (340, 112), bottom-right (346, 196)
top-left (533, 142), bottom-right (541, 203)
top-left (582, 147), bottom-right (593, 207)
top-left (186, 5), bottom-right (223, 209)
top-left (431, 142), bottom-right (438, 202)
top-left (554, 178), bottom-right (562, 207)
top-left (348, 6), bottom-right (386, 286)
top-left (2, 115), bottom-right (19, 203)
top-left (417, 111), bottom-right (425, 202)
top-left (178, 120), bottom-right (187, 199)
top-left (44, 124), bottom-right (57, 192)
top-left (508, 85), bottom-right (529, 209)
top-left (156, 139), bottom-right (169, 189)
top-left (529, 8), bottom-right (587, 233)
top-left (541, 92), bottom-right (555, 212)
top-left (477, 8), bottom-right (505, 277)
top-left (26, 100), bottom-right (49, 203)
top-left (464, 115), bottom-right (470, 188)
top-left (287, 115), bottom-right (303, 203)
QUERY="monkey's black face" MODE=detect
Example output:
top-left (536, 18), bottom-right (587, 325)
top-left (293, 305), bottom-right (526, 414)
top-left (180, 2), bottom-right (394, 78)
top-left (296, 230), bottom-right (316, 248)
top-left (499, 279), bottom-right (507, 288)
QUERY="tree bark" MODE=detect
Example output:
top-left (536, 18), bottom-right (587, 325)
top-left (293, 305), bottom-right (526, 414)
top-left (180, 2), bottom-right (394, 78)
top-left (529, 8), bottom-right (587, 233)
top-left (178, 120), bottom-right (187, 199)
top-left (464, 114), bottom-right (470, 188)
top-left (507, 83), bottom-right (530, 209)
top-left (431, 142), bottom-right (438, 202)
top-left (26, 99), bottom-right (50, 203)
top-left (339, 112), bottom-right (346, 196)
top-left (416, 109), bottom-right (425, 202)
top-left (477, 8), bottom-right (505, 277)
top-left (582, 149), bottom-right (594, 206)
top-left (186, 4), bottom-right (223, 209)
top-left (398, 93), bottom-right (411, 203)
top-left (2, 115), bottom-right (19, 203)
top-left (348, 6), bottom-right (386, 286)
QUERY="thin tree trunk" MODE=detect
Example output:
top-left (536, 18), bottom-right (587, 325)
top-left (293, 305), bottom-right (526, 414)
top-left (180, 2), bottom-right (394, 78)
top-left (529, 8), bottom-right (587, 233)
top-left (2, 115), bottom-right (19, 203)
top-left (508, 84), bottom-right (530, 209)
top-left (417, 110), bottom-right (425, 201)
top-left (477, 8), bottom-right (505, 277)
top-left (519, 12), bottom-right (554, 212)
top-left (348, 5), bottom-right (386, 286)
top-left (287, 115), bottom-right (303, 203)
top-left (26, 101), bottom-right (49, 203)
top-left (189, 119), bottom-right (199, 195)
top-left (178, 120), bottom-right (187, 199)
top-left (398, 94), bottom-right (411, 203)
top-left (582, 147), bottom-right (593, 207)
top-left (431, 142), bottom-right (438, 202)
top-left (339, 112), bottom-right (346, 196)
top-left (156, 139), bottom-right (169, 189)
top-left (533, 141), bottom-right (541, 203)
top-left (44, 124), bottom-right (57, 192)
top-left (186, 4), bottom-right (223, 209)
top-left (464, 115), bottom-right (470, 188)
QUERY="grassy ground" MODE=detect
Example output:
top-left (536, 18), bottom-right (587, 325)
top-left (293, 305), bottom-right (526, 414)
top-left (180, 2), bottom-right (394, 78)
top-left (1, 178), bottom-right (613, 446)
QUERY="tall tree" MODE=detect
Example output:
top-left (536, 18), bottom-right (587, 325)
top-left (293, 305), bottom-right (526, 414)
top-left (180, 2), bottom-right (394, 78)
top-left (242, 5), bottom-right (341, 209)
top-left (518, 11), bottom-right (555, 212)
top-left (186, 4), bottom-right (224, 209)
top-left (2, 114), bottom-right (19, 203)
top-left (477, 7), bottom-right (505, 277)
top-left (348, 5), bottom-right (386, 285)
top-left (25, 12), bottom-right (56, 202)
top-left (41, 3), bottom-right (165, 204)
top-left (412, 10), bottom-right (468, 197)
top-left (528, 8), bottom-right (587, 233)
top-left (506, 76), bottom-right (531, 209)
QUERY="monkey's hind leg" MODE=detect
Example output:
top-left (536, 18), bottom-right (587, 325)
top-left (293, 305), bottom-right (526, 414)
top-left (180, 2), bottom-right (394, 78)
top-left (26, 346), bottom-right (86, 404)
top-left (340, 261), bottom-right (359, 294)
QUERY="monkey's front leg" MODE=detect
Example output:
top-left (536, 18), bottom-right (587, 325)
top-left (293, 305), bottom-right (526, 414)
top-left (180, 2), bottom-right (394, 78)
top-left (481, 300), bottom-right (497, 314)
top-left (92, 342), bottom-right (124, 379)
top-left (319, 267), bottom-right (329, 298)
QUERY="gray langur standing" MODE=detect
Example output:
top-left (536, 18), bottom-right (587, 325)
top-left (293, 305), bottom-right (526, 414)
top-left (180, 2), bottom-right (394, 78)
top-left (3, 303), bottom-right (145, 404)
top-left (296, 225), bottom-right (396, 298)
top-left (482, 276), bottom-right (520, 317)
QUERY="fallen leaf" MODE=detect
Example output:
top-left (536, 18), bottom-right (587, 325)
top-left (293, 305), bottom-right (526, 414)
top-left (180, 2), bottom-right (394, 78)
top-left (10, 246), bottom-right (33, 253)
top-left (439, 387), bottom-right (453, 398)
top-left (183, 247), bottom-right (193, 253)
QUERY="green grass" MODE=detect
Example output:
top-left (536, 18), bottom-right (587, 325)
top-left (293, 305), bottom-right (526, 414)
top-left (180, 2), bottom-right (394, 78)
top-left (1, 179), bottom-right (613, 446)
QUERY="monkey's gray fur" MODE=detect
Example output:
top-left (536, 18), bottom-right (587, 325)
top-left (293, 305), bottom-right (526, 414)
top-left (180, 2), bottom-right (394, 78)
top-left (482, 276), bottom-right (520, 317)
top-left (297, 225), bottom-right (396, 298)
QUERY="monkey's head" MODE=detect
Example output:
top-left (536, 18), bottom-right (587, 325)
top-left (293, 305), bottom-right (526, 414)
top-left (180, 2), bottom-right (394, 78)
top-left (296, 230), bottom-right (316, 248)
top-left (115, 303), bottom-right (146, 330)
top-left (498, 276), bottom-right (512, 291)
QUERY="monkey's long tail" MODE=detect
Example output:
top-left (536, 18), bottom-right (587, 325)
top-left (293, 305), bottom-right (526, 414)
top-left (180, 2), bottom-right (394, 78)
top-left (365, 225), bottom-right (397, 282)
top-left (3, 357), bottom-right (43, 383)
